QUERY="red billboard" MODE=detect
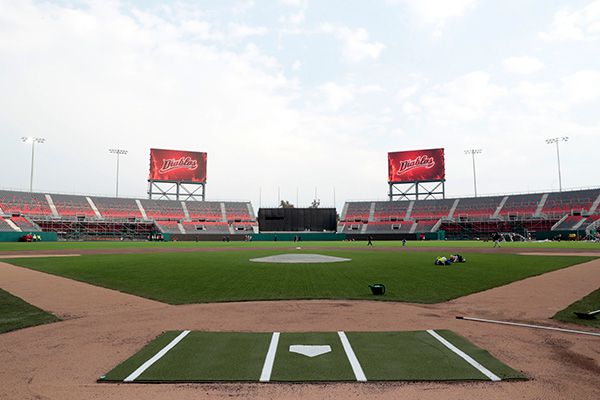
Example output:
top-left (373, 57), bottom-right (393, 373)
top-left (149, 149), bottom-right (207, 183)
top-left (388, 148), bottom-right (445, 183)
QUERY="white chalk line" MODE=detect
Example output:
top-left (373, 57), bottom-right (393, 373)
top-left (338, 331), bottom-right (367, 382)
top-left (458, 316), bottom-right (600, 337)
top-left (427, 329), bottom-right (501, 382)
top-left (259, 332), bottom-right (280, 382)
top-left (123, 330), bottom-right (190, 382)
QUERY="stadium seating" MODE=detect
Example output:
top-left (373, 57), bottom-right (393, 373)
top-left (498, 193), bottom-right (543, 217)
top-left (0, 219), bottom-right (15, 232)
top-left (224, 202), bottom-right (254, 221)
top-left (542, 189), bottom-right (600, 216)
top-left (410, 199), bottom-right (455, 220)
top-left (140, 199), bottom-right (185, 220)
top-left (181, 221), bottom-right (230, 234)
top-left (10, 216), bottom-right (39, 231)
top-left (186, 201), bottom-right (222, 220)
top-left (91, 196), bottom-right (142, 219)
top-left (343, 202), bottom-right (371, 221)
top-left (155, 220), bottom-right (181, 234)
top-left (453, 196), bottom-right (504, 219)
top-left (553, 216), bottom-right (586, 231)
top-left (0, 190), bottom-right (52, 216)
top-left (365, 221), bottom-right (414, 233)
top-left (413, 219), bottom-right (438, 233)
top-left (51, 194), bottom-right (96, 217)
top-left (373, 201), bottom-right (410, 220)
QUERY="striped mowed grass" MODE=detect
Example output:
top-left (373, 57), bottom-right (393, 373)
top-left (100, 330), bottom-right (525, 383)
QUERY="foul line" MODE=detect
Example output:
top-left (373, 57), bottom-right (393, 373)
top-left (259, 332), bottom-right (280, 382)
top-left (457, 316), bottom-right (600, 337)
top-left (427, 330), bottom-right (501, 382)
top-left (124, 330), bottom-right (190, 382)
top-left (338, 331), bottom-right (367, 382)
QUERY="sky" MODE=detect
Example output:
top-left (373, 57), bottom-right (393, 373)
top-left (0, 0), bottom-right (599, 209)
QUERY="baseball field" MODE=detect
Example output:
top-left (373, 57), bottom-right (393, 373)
top-left (0, 240), bottom-right (599, 399)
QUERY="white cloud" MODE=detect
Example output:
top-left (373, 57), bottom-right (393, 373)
top-left (540, 0), bottom-right (600, 41)
top-left (320, 23), bottom-right (384, 63)
top-left (228, 23), bottom-right (268, 38)
top-left (561, 70), bottom-right (600, 104)
top-left (503, 56), bottom-right (544, 75)
top-left (389, 0), bottom-right (478, 36)
top-left (317, 82), bottom-right (355, 111)
top-left (418, 71), bottom-right (507, 122)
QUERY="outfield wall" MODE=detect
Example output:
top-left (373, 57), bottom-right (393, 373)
top-left (0, 232), bottom-right (58, 242)
top-left (251, 232), bottom-right (344, 241)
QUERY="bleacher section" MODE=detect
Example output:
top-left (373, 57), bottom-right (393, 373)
top-left (92, 196), bottom-right (142, 219)
top-left (410, 199), bottom-right (455, 220)
top-left (0, 219), bottom-right (15, 232)
top-left (0, 189), bottom-right (257, 240)
top-left (186, 202), bottom-right (222, 220)
top-left (453, 196), bottom-right (504, 219)
top-left (343, 202), bottom-right (371, 222)
top-left (51, 194), bottom-right (96, 218)
top-left (224, 202), bottom-right (254, 221)
top-left (139, 199), bottom-right (185, 220)
top-left (542, 189), bottom-right (600, 216)
top-left (553, 216), bottom-right (585, 231)
top-left (10, 216), bottom-right (39, 231)
top-left (182, 221), bottom-right (230, 234)
top-left (0, 190), bottom-right (52, 216)
top-left (498, 193), bottom-right (543, 217)
top-left (373, 201), bottom-right (410, 220)
top-left (343, 187), bottom-right (600, 237)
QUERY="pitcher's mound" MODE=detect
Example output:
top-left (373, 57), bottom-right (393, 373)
top-left (250, 254), bottom-right (351, 263)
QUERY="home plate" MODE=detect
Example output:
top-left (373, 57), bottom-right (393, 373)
top-left (289, 345), bottom-right (332, 357)
top-left (249, 254), bottom-right (351, 263)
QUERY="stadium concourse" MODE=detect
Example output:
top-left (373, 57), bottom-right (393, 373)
top-left (2, 187), bottom-right (599, 241)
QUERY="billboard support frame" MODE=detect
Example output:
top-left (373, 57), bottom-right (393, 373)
top-left (147, 180), bottom-right (205, 201)
top-left (388, 180), bottom-right (445, 201)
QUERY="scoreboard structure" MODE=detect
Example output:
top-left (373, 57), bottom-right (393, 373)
top-left (387, 148), bottom-right (446, 201)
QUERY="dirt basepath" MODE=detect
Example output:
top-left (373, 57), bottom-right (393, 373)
top-left (0, 254), bottom-right (599, 400)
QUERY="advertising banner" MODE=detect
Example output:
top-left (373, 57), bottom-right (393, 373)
top-left (149, 149), bottom-right (207, 183)
top-left (388, 148), bottom-right (445, 183)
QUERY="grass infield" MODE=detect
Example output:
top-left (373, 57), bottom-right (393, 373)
top-left (3, 250), bottom-right (593, 304)
top-left (100, 330), bottom-right (525, 383)
top-left (0, 239), bottom-right (599, 252)
top-left (553, 288), bottom-right (600, 329)
top-left (0, 288), bottom-right (59, 334)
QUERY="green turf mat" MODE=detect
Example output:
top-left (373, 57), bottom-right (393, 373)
top-left (270, 332), bottom-right (356, 381)
top-left (100, 330), bottom-right (525, 383)
top-left (0, 288), bottom-right (60, 334)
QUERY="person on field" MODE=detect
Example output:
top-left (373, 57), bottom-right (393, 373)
top-left (402, 239), bottom-right (407, 247)
top-left (493, 232), bottom-right (501, 248)
top-left (367, 235), bottom-right (373, 246)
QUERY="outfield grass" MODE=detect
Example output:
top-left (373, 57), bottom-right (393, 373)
top-left (0, 288), bottom-right (59, 334)
top-left (3, 250), bottom-right (593, 304)
top-left (553, 288), bottom-right (600, 329)
top-left (100, 330), bottom-right (525, 382)
top-left (0, 239), bottom-right (599, 252)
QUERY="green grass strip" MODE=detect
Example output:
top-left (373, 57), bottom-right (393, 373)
top-left (553, 288), bottom-right (600, 329)
top-left (0, 288), bottom-right (59, 334)
top-left (4, 251), bottom-right (594, 304)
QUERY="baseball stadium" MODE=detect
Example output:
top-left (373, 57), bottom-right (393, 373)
top-left (1, 145), bottom-right (599, 400)
top-left (2, 2), bottom-right (600, 400)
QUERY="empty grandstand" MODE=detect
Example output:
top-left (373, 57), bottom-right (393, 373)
top-left (341, 187), bottom-right (600, 239)
top-left (0, 189), bottom-right (257, 240)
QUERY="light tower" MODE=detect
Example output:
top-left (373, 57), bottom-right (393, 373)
top-left (21, 137), bottom-right (45, 192)
top-left (109, 148), bottom-right (128, 197)
top-left (545, 137), bottom-right (568, 192)
top-left (464, 149), bottom-right (482, 197)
